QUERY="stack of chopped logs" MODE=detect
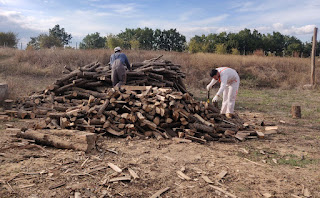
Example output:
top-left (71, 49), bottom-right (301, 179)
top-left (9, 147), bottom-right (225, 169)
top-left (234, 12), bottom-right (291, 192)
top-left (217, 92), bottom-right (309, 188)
top-left (45, 55), bottom-right (188, 97)
top-left (14, 86), bottom-right (246, 144)
top-left (7, 57), bottom-right (262, 145)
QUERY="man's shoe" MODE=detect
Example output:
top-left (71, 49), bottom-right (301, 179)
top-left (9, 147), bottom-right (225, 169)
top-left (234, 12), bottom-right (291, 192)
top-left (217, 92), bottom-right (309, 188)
top-left (226, 113), bottom-right (234, 119)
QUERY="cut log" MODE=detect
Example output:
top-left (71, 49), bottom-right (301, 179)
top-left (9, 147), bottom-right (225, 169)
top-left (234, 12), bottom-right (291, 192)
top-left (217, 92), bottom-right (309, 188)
top-left (106, 128), bottom-right (125, 136)
top-left (190, 123), bottom-right (215, 133)
top-left (185, 135), bottom-right (207, 144)
top-left (194, 114), bottom-right (214, 127)
top-left (16, 129), bottom-right (97, 153)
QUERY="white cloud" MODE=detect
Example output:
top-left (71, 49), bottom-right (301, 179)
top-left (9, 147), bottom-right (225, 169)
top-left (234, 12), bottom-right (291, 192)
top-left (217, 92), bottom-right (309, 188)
top-left (230, 1), bottom-right (272, 12)
top-left (196, 14), bottom-right (229, 26)
top-left (0, 8), bottom-right (63, 32)
top-left (179, 8), bottom-right (201, 21)
top-left (90, 3), bottom-right (140, 15)
top-left (272, 23), bottom-right (283, 29)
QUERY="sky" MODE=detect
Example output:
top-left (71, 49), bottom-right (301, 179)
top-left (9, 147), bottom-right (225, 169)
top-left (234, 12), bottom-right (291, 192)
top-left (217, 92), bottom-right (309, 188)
top-left (0, 0), bottom-right (320, 49)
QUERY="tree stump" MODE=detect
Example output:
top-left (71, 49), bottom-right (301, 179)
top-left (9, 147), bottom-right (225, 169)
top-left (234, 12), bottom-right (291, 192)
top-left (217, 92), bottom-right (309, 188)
top-left (291, 105), bottom-right (301, 118)
top-left (3, 99), bottom-right (14, 110)
top-left (0, 83), bottom-right (8, 104)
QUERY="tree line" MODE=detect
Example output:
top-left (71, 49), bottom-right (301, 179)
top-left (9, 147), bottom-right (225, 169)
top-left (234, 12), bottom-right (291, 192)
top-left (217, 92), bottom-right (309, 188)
top-left (189, 29), bottom-right (320, 57)
top-left (0, 24), bottom-right (319, 57)
top-left (80, 27), bottom-right (186, 52)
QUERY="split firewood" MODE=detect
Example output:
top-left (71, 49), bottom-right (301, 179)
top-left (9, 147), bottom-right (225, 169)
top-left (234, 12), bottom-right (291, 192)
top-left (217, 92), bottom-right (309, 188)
top-left (149, 187), bottom-right (170, 198)
top-left (107, 163), bottom-right (122, 173)
top-left (176, 170), bottom-right (191, 180)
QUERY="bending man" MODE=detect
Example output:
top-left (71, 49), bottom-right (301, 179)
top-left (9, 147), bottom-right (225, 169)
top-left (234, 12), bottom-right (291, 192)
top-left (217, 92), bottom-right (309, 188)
top-left (109, 46), bottom-right (131, 87)
top-left (206, 67), bottom-right (240, 118)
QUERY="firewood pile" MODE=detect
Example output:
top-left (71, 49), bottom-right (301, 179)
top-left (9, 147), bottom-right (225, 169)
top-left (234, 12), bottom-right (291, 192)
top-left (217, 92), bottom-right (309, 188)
top-left (45, 55), bottom-right (188, 97)
top-left (2, 57), bottom-right (273, 150)
top-left (8, 85), bottom-right (256, 143)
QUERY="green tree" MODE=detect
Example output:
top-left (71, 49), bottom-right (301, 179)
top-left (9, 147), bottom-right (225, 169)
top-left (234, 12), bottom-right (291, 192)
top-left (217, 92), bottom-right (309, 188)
top-left (226, 33), bottom-right (239, 53)
top-left (137, 27), bottom-right (154, 50)
top-left (0, 32), bottom-right (19, 48)
top-left (263, 32), bottom-right (285, 56)
top-left (117, 27), bottom-right (155, 50)
top-left (80, 32), bottom-right (106, 49)
top-left (153, 28), bottom-right (186, 51)
top-left (39, 34), bottom-right (63, 48)
top-left (117, 28), bottom-right (137, 49)
top-left (283, 36), bottom-right (302, 56)
top-left (302, 42), bottom-right (312, 57)
top-left (106, 34), bottom-right (123, 49)
top-left (231, 48), bottom-right (240, 55)
top-left (49, 24), bottom-right (72, 45)
top-left (130, 39), bottom-right (140, 50)
top-left (188, 35), bottom-right (210, 53)
top-left (27, 34), bottom-right (62, 49)
top-left (215, 43), bottom-right (227, 54)
top-left (27, 24), bottom-right (72, 49)
top-left (27, 36), bottom-right (41, 50)
top-left (188, 38), bottom-right (203, 53)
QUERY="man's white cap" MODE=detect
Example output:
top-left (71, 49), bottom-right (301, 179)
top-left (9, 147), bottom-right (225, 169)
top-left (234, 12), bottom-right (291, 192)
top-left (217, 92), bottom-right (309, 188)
top-left (114, 46), bottom-right (121, 52)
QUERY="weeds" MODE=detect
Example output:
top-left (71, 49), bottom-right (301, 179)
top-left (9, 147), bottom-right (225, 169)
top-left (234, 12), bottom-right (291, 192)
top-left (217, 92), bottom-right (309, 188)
top-left (277, 154), bottom-right (316, 167)
top-left (238, 148), bottom-right (318, 168)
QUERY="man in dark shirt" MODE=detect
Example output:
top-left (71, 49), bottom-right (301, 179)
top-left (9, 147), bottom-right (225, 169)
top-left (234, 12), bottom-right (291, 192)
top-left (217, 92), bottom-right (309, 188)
top-left (109, 47), bottom-right (130, 87)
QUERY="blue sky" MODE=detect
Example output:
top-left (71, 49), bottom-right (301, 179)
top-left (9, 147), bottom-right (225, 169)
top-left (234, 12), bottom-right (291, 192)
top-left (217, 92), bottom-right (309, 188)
top-left (0, 0), bottom-right (319, 49)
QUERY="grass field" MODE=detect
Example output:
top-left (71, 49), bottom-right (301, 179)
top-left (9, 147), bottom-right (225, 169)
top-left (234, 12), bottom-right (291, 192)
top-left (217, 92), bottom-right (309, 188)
top-left (1, 47), bottom-right (319, 122)
top-left (1, 48), bottom-right (320, 197)
top-left (1, 48), bottom-right (319, 97)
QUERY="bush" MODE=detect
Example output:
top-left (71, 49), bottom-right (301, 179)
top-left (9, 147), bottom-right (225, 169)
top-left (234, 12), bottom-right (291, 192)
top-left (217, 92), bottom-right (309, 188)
top-left (231, 48), bottom-right (240, 55)
top-left (215, 44), bottom-right (227, 54)
top-left (0, 32), bottom-right (18, 48)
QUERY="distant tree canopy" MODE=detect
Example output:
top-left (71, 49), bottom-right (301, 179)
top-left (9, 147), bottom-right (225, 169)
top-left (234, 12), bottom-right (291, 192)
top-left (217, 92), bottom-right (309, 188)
top-left (23, 24), bottom-right (318, 57)
top-left (104, 28), bottom-right (186, 52)
top-left (80, 32), bottom-right (106, 49)
top-left (0, 32), bottom-right (19, 48)
top-left (80, 27), bottom-right (319, 57)
top-left (27, 24), bottom-right (72, 49)
top-left (188, 28), bottom-right (320, 57)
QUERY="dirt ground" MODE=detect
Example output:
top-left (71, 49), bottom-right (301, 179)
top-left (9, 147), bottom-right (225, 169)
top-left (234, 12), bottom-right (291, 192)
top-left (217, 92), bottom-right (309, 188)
top-left (0, 110), bottom-right (320, 198)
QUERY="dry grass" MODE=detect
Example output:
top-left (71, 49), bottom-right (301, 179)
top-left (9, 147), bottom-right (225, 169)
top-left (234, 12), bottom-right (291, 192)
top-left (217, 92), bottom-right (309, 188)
top-left (0, 48), bottom-right (318, 98)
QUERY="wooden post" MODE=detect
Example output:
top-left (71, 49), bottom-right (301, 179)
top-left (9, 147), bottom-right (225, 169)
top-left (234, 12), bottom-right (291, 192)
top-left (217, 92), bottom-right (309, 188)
top-left (0, 83), bottom-right (8, 104)
top-left (311, 27), bottom-right (318, 85)
top-left (291, 105), bottom-right (301, 118)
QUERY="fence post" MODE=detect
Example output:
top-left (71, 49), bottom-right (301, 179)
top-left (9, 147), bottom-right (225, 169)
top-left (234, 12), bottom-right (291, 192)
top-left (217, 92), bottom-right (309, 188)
top-left (311, 27), bottom-right (318, 85)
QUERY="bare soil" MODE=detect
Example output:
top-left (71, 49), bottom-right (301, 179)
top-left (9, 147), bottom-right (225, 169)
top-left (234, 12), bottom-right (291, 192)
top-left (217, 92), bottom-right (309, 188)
top-left (1, 110), bottom-right (319, 198)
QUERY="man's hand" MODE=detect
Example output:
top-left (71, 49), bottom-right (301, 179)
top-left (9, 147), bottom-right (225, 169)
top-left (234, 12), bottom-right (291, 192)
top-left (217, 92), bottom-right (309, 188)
top-left (206, 84), bottom-right (211, 91)
top-left (212, 95), bottom-right (219, 102)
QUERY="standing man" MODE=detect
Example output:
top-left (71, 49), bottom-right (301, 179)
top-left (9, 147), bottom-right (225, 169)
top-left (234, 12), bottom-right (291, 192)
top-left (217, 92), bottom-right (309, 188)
top-left (206, 67), bottom-right (240, 119)
top-left (109, 46), bottom-right (131, 87)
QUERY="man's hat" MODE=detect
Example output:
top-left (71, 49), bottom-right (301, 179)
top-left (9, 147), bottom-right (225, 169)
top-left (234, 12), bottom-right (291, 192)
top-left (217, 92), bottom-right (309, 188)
top-left (114, 46), bottom-right (121, 52)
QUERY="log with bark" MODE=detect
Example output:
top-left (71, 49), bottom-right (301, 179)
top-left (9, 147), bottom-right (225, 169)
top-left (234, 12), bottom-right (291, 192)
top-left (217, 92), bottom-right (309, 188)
top-left (16, 129), bottom-right (97, 153)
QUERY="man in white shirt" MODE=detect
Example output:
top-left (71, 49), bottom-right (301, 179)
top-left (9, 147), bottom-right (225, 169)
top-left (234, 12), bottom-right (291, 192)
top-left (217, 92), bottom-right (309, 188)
top-left (206, 67), bottom-right (240, 119)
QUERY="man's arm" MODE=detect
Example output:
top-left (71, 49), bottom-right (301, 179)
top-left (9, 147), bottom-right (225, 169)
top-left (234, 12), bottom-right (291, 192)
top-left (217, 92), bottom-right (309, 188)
top-left (216, 79), bottom-right (227, 97)
top-left (109, 54), bottom-right (116, 69)
top-left (206, 78), bottom-right (217, 91)
top-left (123, 54), bottom-right (130, 70)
